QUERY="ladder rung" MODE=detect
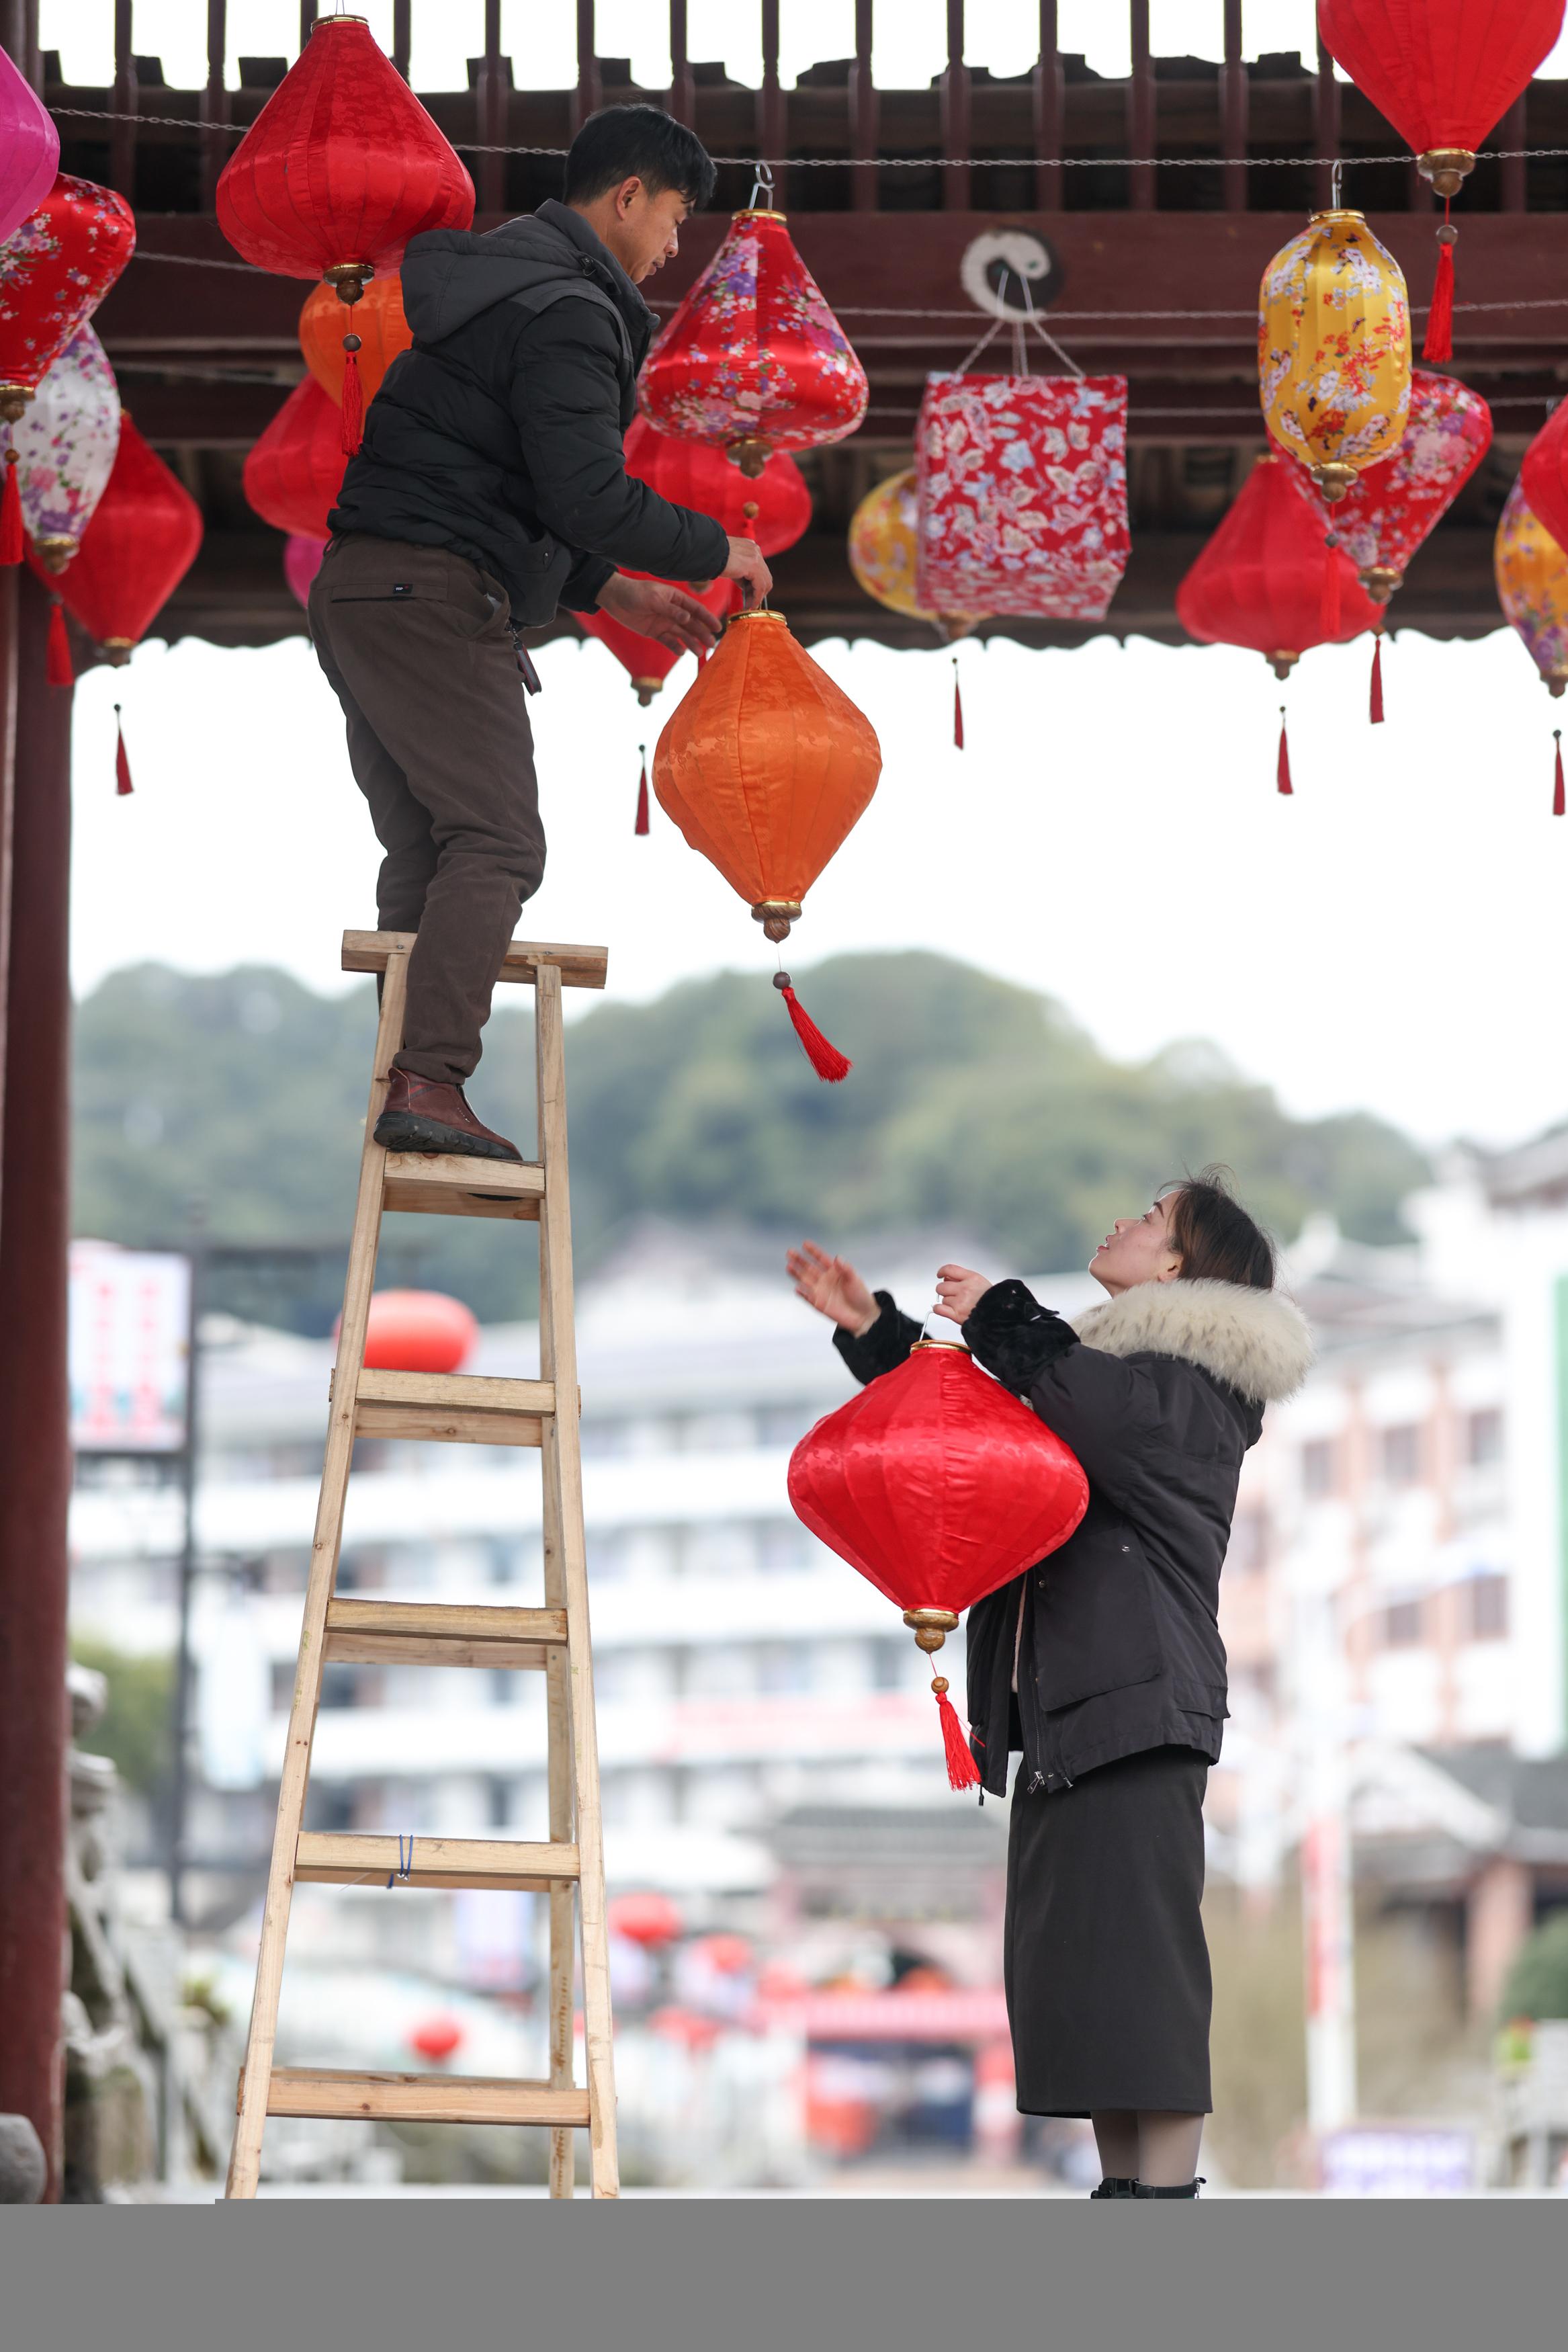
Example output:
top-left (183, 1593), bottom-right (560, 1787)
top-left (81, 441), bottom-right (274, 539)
top-left (344, 1367), bottom-right (553, 1450)
top-left (259, 2066), bottom-right (592, 2128)
top-left (382, 1152), bottom-right (544, 1223)
top-left (324, 1597), bottom-right (566, 1671)
top-left (342, 929), bottom-right (608, 992)
top-left (294, 1831), bottom-right (580, 1892)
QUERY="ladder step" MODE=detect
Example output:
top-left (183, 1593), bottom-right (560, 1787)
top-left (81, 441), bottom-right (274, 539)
top-left (260, 2066), bottom-right (592, 2128)
top-left (324, 1597), bottom-right (567, 1671)
top-left (382, 1152), bottom-right (544, 1223)
top-left (294, 1831), bottom-right (580, 1892)
top-left (342, 929), bottom-right (608, 993)
top-left (344, 1367), bottom-right (553, 1449)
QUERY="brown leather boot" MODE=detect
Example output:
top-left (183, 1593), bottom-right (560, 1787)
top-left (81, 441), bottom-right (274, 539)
top-left (373, 1067), bottom-right (522, 1163)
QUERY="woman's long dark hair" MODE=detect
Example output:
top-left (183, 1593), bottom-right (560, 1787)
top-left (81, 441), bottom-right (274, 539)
top-left (1166, 1167), bottom-right (1275, 1290)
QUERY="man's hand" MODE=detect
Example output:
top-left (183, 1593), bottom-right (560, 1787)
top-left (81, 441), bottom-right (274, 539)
top-left (722, 536), bottom-right (773, 609)
top-left (596, 573), bottom-right (724, 655)
top-left (787, 1241), bottom-right (880, 1335)
top-left (934, 1263), bottom-right (993, 1325)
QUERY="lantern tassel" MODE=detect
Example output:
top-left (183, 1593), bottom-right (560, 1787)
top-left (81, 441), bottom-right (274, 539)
top-left (774, 971), bottom-right (851, 1081)
top-left (1423, 210), bottom-right (1455, 365)
top-left (114, 702), bottom-right (133, 798)
top-left (1320, 534), bottom-right (1342, 638)
top-left (1276, 706), bottom-right (1293, 798)
top-left (0, 451), bottom-right (21, 566)
top-left (634, 741), bottom-right (650, 836)
top-left (341, 343), bottom-right (364, 456)
top-left (46, 600), bottom-right (73, 689)
top-left (1369, 628), bottom-right (1385, 725)
top-left (934, 1679), bottom-right (982, 1792)
top-left (953, 658), bottom-right (965, 751)
top-left (1555, 730), bottom-right (1564, 818)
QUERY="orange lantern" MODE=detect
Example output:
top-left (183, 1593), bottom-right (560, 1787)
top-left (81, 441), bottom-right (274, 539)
top-left (653, 607), bottom-right (880, 1078)
top-left (298, 275), bottom-right (412, 441)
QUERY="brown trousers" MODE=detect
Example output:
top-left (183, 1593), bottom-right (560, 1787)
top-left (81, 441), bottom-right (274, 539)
top-left (309, 533), bottom-right (546, 1085)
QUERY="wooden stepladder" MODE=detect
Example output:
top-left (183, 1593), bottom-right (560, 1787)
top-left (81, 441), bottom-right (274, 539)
top-left (226, 931), bottom-right (617, 2199)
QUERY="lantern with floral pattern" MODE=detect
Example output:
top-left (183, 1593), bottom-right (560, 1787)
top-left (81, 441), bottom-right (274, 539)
top-left (10, 323), bottom-right (120, 571)
top-left (1332, 368), bottom-right (1492, 603)
top-left (1495, 478), bottom-right (1568, 698)
top-left (848, 468), bottom-right (984, 642)
top-left (1259, 210), bottom-right (1411, 503)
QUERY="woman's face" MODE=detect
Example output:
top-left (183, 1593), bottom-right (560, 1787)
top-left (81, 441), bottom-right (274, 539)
top-left (1089, 1193), bottom-right (1183, 1296)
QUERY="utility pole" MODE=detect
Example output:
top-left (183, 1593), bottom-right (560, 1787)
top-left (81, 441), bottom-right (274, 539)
top-left (166, 1208), bottom-right (207, 1930)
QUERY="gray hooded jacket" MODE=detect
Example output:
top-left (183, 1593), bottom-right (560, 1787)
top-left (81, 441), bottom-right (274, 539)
top-left (328, 199), bottom-right (728, 627)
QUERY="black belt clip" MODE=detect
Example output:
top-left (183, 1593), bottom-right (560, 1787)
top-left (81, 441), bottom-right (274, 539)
top-left (511, 630), bottom-right (543, 695)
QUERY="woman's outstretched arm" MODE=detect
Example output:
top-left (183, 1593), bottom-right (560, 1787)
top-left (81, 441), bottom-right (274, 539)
top-left (787, 1241), bottom-right (920, 1386)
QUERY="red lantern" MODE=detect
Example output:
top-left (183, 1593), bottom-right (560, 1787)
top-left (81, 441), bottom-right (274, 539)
top-left (788, 1337), bottom-right (1088, 1789)
top-left (1334, 370), bottom-right (1493, 602)
top-left (608, 1892), bottom-right (683, 1949)
top-left (578, 573), bottom-right (738, 708)
top-left (243, 376), bottom-right (347, 541)
top-left (1176, 454), bottom-right (1379, 679)
top-left (408, 2015), bottom-right (464, 2064)
top-left (639, 207), bottom-right (868, 478)
top-left (52, 417), bottom-right (202, 661)
top-left (217, 15), bottom-right (474, 450)
top-left (0, 173), bottom-right (136, 558)
top-left (1318, 1), bottom-right (1565, 360)
top-left (1520, 398), bottom-right (1568, 577)
top-left (356, 1291), bottom-right (478, 1376)
top-left (623, 416), bottom-right (811, 558)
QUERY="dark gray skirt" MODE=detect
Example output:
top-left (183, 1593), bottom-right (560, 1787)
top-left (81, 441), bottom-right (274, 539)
top-left (1004, 1745), bottom-right (1212, 2117)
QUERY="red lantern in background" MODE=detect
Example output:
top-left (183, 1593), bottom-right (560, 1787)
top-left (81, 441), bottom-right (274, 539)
top-left (218, 16), bottom-right (473, 452)
top-left (284, 531), bottom-right (325, 610)
top-left (640, 206), bottom-right (868, 477)
top-left (244, 376), bottom-right (347, 541)
top-left (623, 416), bottom-right (811, 558)
top-left (354, 1291), bottom-right (478, 1376)
top-left (408, 2015), bottom-right (464, 2064)
top-left (1176, 454), bottom-right (1379, 678)
top-left (578, 573), bottom-right (738, 707)
top-left (1317, 1), bottom-right (1565, 360)
top-left (789, 1338), bottom-right (1088, 1789)
top-left (609, 1892), bottom-right (683, 1949)
top-left (1520, 398), bottom-right (1568, 577)
top-left (52, 417), bottom-right (202, 661)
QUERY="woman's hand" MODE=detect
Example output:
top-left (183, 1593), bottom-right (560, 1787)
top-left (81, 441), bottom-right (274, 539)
top-left (787, 1241), bottom-right (880, 1335)
top-left (934, 1263), bottom-right (994, 1325)
top-left (595, 573), bottom-right (724, 654)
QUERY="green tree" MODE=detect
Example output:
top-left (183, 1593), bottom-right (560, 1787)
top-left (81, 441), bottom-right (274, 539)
top-left (1500, 1910), bottom-right (1568, 2023)
top-left (70, 1635), bottom-right (175, 1800)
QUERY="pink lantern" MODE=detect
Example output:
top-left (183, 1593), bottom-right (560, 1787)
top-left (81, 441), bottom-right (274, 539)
top-left (1330, 368), bottom-right (1493, 603)
top-left (914, 374), bottom-right (1131, 620)
top-left (284, 532), bottom-right (326, 609)
top-left (0, 45), bottom-right (59, 248)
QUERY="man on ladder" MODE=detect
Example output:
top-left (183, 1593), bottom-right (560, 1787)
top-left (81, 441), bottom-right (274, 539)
top-left (310, 104), bottom-right (773, 1165)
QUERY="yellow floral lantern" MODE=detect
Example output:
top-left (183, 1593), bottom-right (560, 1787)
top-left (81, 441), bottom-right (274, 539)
top-left (848, 469), bottom-right (984, 643)
top-left (1495, 478), bottom-right (1568, 699)
top-left (1259, 210), bottom-right (1411, 503)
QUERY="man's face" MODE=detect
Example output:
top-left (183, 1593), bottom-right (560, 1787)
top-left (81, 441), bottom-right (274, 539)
top-left (601, 178), bottom-right (692, 284)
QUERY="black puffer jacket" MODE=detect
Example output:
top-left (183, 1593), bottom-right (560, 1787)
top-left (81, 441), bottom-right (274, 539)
top-left (834, 1275), bottom-right (1313, 1796)
top-left (329, 198), bottom-right (729, 628)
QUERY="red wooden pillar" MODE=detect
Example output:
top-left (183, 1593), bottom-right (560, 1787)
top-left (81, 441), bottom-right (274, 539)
top-left (0, 571), bottom-right (75, 2202)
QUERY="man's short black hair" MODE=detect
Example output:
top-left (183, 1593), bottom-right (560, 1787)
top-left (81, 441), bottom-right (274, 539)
top-left (564, 103), bottom-right (717, 212)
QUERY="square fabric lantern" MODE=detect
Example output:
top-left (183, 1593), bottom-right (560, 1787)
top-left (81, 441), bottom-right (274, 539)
top-left (914, 373), bottom-right (1129, 620)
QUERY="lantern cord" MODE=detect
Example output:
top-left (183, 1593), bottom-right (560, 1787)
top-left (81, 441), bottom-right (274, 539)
top-left (1423, 202), bottom-right (1456, 364)
top-left (634, 741), bottom-right (650, 836)
top-left (773, 970), bottom-right (852, 1081)
top-left (114, 704), bottom-right (134, 798)
top-left (954, 269), bottom-right (1086, 380)
top-left (0, 447), bottom-right (21, 568)
top-left (1369, 629), bottom-right (1385, 726)
top-left (747, 160), bottom-right (777, 212)
top-left (46, 601), bottom-right (74, 689)
top-left (1276, 707), bottom-right (1293, 798)
top-left (934, 1682), bottom-right (982, 1792)
top-left (1555, 730), bottom-right (1565, 818)
top-left (953, 658), bottom-right (965, 751)
top-left (340, 341), bottom-right (364, 456)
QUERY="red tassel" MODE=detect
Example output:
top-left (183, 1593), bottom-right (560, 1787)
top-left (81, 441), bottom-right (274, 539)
top-left (340, 341), bottom-right (364, 456)
top-left (1422, 211), bottom-right (1455, 364)
top-left (935, 1683), bottom-right (981, 1792)
top-left (634, 742), bottom-right (650, 836)
top-left (1555, 730), bottom-right (1564, 817)
top-left (46, 600), bottom-right (73, 688)
top-left (953, 658), bottom-right (965, 751)
top-left (114, 702), bottom-right (133, 798)
top-left (774, 972), bottom-right (851, 1081)
top-left (1276, 706), bottom-right (1293, 797)
top-left (0, 452), bottom-right (21, 566)
top-left (1369, 630), bottom-right (1385, 725)
top-left (1320, 534), bottom-right (1342, 638)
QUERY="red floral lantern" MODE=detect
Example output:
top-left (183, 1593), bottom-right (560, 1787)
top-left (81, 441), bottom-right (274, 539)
top-left (217, 15), bottom-right (474, 450)
top-left (243, 376), bottom-right (347, 540)
top-left (623, 415), bottom-right (811, 557)
top-left (1520, 398), bottom-right (1568, 577)
top-left (1317, 1), bottom-right (1565, 360)
top-left (639, 206), bottom-right (868, 478)
top-left (0, 173), bottom-right (136, 559)
top-left (357, 1291), bottom-right (478, 1375)
top-left (52, 416), bottom-right (202, 662)
top-left (788, 1337), bottom-right (1088, 1788)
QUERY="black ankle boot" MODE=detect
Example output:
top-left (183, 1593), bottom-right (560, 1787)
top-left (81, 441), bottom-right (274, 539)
top-left (1132, 2178), bottom-right (1204, 2197)
top-left (1089, 2177), bottom-right (1138, 2198)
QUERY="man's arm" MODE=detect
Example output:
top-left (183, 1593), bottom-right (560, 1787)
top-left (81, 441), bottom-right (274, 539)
top-left (513, 306), bottom-right (730, 581)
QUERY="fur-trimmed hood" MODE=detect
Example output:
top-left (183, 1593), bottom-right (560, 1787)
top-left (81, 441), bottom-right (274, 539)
top-left (1069, 1277), bottom-right (1313, 1404)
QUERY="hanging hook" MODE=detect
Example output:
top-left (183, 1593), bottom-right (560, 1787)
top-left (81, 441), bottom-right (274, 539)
top-left (1330, 159), bottom-right (1344, 210)
top-left (748, 159), bottom-right (777, 211)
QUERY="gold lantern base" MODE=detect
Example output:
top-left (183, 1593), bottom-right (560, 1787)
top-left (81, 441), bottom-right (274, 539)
top-left (903, 1607), bottom-right (960, 1656)
top-left (631, 677), bottom-right (662, 706)
top-left (101, 638), bottom-right (134, 668)
top-left (728, 436), bottom-right (772, 479)
top-left (1418, 149), bottom-right (1476, 200)
top-left (1266, 650), bottom-right (1299, 682)
top-left (1360, 565), bottom-right (1401, 605)
top-left (752, 898), bottom-right (802, 942)
top-left (1548, 673), bottom-right (1568, 701)
top-left (323, 261), bottom-right (374, 305)
top-left (0, 382), bottom-right (34, 427)
top-left (32, 536), bottom-right (74, 575)
top-left (1311, 461), bottom-right (1358, 504)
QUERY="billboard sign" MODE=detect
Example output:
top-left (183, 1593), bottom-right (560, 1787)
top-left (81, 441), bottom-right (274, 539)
top-left (69, 1240), bottom-right (191, 1454)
